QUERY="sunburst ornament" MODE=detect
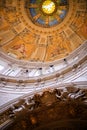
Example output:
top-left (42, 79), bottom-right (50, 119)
top-left (27, 0), bottom-right (69, 27)
top-left (42, 0), bottom-right (56, 15)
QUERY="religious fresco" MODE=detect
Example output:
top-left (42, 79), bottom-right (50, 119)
top-left (46, 34), bottom-right (71, 61)
top-left (19, 28), bottom-right (38, 44)
top-left (2, 37), bottom-right (37, 60)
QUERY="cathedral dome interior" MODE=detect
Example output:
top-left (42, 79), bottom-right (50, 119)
top-left (0, 0), bottom-right (87, 130)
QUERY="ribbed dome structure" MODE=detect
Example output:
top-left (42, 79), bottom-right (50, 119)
top-left (0, 0), bottom-right (86, 62)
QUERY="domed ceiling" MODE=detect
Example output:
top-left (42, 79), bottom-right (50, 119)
top-left (0, 0), bottom-right (87, 62)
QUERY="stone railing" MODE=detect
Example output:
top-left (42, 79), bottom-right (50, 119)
top-left (0, 55), bottom-right (87, 94)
